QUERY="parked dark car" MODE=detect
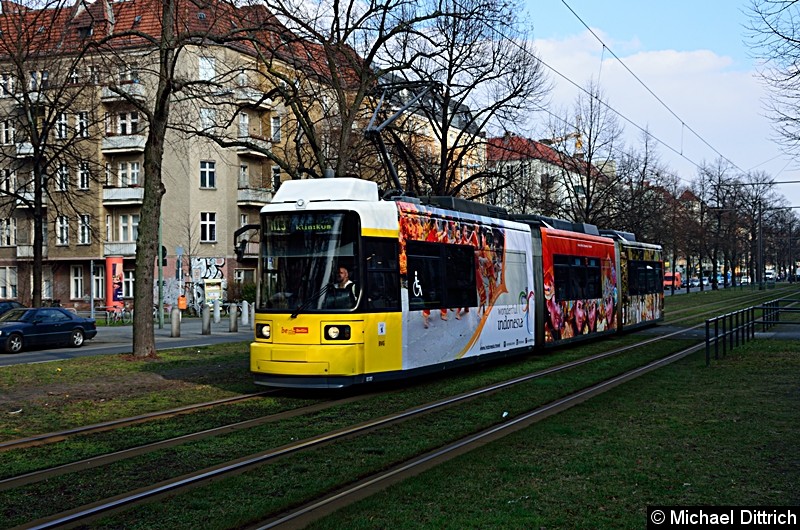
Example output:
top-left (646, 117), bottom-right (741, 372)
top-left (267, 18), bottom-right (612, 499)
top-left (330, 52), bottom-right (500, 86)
top-left (0, 300), bottom-right (24, 316)
top-left (0, 307), bottom-right (97, 353)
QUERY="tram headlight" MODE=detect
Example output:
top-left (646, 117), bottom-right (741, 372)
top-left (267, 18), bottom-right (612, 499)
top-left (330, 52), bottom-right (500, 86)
top-left (258, 323), bottom-right (271, 339)
top-left (324, 325), bottom-right (351, 341)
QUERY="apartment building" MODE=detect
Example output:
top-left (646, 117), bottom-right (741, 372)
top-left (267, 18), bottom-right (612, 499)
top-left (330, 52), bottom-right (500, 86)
top-left (0, 0), bottom-right (279, 310)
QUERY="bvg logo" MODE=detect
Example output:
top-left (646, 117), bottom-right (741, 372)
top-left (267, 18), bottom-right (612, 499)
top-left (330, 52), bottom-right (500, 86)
top-left (281, 327), bottom-right (309, 335)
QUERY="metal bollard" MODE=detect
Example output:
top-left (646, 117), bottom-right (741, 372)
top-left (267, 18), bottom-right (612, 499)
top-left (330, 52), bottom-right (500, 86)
top-left (213, 299), bottom-right (221, 323)
top-left (241, 300), bottom-right (249, 327)
top-left (229, 302), bottom-right (238, 332)
top-left (202, 304), bottom-right (211, 335)
top-left (170, 307), bottom-right (181, 337)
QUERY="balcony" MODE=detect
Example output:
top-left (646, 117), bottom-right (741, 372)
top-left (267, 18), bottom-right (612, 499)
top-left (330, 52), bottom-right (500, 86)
top-left (236, 136), bottom-right (271, 159)
top-left (103, 241), bottom-right (136, 256)
top-left (15, 191), bottom-right (47, 208)
top-left (16, 244), bottom-right (48, 259)
top-left (15, 142), bottom-right (33, 158)
top-left (101, 134), bottom-right (146, 154)
top-left (237, 187), bottom-right (271, 206)
top-left (234, 87), bottom-right (273, 110)
top-left (101, 83), bottom-right (147, 103)
top-left (103, 186), bottom-right (144, 205)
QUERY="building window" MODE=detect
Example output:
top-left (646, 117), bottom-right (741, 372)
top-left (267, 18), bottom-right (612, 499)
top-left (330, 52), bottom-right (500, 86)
top-left (68, 68), bottom-right (80, 84)
top-left (78, 163), bottom-right (90, 189)
top-left (234, 268), bottom-right (255, 284)
top-left (271, 116), bottom-right (281, 142)
top-left (239, 164), bottom-right (248, 188)
top-left (123, 270), bottom-right (135, 298)
top-left (200, 212), bottom-right (216, 242)
top-left (56, 112), bottom-right (68, 139)
top-left (200, 161), bottom-right (216, 188)
top-left (199, 56), bottom-right (215, 81)
top-left (199, 108), bottom-right (215, 130)
top-left (57, 165), bottom-right (69, 191)
top-left (106, 215), bottom-right (111, 242)
top-left (119, 214), bottom-right (139, 242)
top-left (238, 112), bottom-right (249, 138)
top-left (118, 112), bottom-right (138, 135)
top-left (0, 266), bottom-right (17, 298)
top-left (79, 214), bottom-right (91, 244)
top-left (1, 73), bottom-right (14, 96)
top-left (2, 120), bottom-right (15, 145)
top-left (0, 218), bottom-right (16, 246)
top-left (130, 162), bottom-right (140, 185)
top-left (1, 169), bottom-right (15, 193)
top-left (41, 266), bottom-right (52, 299)
top-left (118, 162), bottom-right (128, 187)
top-left (76, 111), bottom-right (89, 138)
top-left (119, 63), bottom-right (139, 84)
top-left (93, 265), bottom-right (104, 300)
top-left (71, 265), bottom-right (84, 299)
top-left (56, 216), bottom-right (69, 245)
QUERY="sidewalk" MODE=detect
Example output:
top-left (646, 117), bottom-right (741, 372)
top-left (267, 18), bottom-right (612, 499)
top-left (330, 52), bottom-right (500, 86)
top-left (93, 315), bottom-right (255, 344)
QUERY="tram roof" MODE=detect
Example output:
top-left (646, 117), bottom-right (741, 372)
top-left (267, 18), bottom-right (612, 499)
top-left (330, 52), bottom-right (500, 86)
top-left (263, 177), bottom-right (532, 233)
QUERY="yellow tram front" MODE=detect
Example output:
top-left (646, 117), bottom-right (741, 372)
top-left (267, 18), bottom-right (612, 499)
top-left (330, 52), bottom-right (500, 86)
top-left (250, 179), bottom-right (402, 388)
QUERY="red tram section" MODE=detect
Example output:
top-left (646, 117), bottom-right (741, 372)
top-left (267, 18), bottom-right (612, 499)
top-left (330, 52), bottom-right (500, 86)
top-left (538, 228), bottom-right (618, 345)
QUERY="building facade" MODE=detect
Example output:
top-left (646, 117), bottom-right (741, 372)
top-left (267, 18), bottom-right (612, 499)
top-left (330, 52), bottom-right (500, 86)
top-left (0, 0), bottom-right (280, 310)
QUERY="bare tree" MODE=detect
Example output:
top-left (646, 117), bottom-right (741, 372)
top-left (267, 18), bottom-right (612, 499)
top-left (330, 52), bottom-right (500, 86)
top-left (700, 158), bottom-right (741, 288)
top-left (391, 0), bottom-right (550, 197)
top-left (611, 129), bottom-right (670, 242)
top-left (736, 170), bottom-right (781, 284)
top-left (543, 80), bottom-right (624, 226)
top-left (746, 0), bottom-right (800, 155)
top-left (227, 0), bottom-right (550, 199)
top-left (0, 1), bottom-right (106, 306)
top-left (93, 0), bottom-right (257, 356)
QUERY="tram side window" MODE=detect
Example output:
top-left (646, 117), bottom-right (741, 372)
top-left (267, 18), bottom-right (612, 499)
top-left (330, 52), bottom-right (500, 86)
top-left (553, 254), bottom-right (601, 300)
top-left (407, 240), bottom-right (476, 311)
top-left (629, 260), bottom-right (662, 295)
top-left (363, 238), bottom-right (400, 311)
top-left (446, 245), bottom-right (477, 308)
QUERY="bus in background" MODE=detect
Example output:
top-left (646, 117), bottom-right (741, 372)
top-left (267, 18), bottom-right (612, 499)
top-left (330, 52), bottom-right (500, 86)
top-left (664, 271), bottom-right (682, 290)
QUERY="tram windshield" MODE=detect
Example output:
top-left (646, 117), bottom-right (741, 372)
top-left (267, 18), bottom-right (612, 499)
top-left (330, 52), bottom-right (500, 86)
top-left (259, 211), bottom-right (361, 313)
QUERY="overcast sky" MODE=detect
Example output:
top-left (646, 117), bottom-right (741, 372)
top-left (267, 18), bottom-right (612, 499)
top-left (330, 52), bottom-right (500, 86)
top-left (523, 0), bottom-right (800, 207)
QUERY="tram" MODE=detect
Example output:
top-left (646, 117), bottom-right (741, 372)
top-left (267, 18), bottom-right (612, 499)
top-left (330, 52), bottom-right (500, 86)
top-left (246, 177), bottom-right (663, 388)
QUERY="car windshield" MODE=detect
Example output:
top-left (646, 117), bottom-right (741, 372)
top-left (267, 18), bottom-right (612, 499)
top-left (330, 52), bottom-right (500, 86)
top-left (259, 211), bottom-right (360, 313)
top-left (0, 308), bottom-right (32, 322)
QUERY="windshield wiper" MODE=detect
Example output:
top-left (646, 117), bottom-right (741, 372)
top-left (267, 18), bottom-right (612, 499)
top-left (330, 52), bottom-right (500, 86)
top-left (291, 283), bottom-right (331, 318)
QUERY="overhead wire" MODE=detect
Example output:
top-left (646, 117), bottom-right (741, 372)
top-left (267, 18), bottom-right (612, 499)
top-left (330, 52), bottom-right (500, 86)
top-left (557, 0), bottom-right (749, 175)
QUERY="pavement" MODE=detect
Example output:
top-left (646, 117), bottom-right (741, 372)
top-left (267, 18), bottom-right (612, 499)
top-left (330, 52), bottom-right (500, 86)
top-left (0, 316), bottom-right (255, 367)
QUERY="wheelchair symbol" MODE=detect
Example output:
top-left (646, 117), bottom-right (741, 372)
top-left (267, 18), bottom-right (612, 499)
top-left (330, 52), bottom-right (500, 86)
top-left (412, 271), bottom-right (423, 298)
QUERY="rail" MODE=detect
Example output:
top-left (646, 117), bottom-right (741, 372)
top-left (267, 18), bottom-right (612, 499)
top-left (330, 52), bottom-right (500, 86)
top-left (705, 298), bottom-right (800, 366)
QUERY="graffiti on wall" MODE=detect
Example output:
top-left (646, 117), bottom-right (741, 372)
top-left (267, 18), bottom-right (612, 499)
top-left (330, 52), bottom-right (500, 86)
top-left (152, 257), bottom-right (228, 306)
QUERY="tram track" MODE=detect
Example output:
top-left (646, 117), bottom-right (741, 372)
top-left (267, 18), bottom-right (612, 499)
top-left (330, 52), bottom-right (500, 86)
top-left (663, 286), bottom-right (792, 325)
top-left (251, 341), bottom-right (705, 530)
top-left (4, 290), bottom-right (794, 529)
top-left (12, 331), bottom-right (710, 529)
top-left (0, 391), bottom-right (277, 452)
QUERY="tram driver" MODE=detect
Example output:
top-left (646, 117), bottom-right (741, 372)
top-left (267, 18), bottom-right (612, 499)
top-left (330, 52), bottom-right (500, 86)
top-left (326, 265), bottom-right (359, 309)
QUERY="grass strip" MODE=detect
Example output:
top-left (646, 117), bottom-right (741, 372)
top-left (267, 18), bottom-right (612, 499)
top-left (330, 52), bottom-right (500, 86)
top-left (32, 340), bottom-right (695, 529)
top-left (307, 339), bottom-right (800, 529)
